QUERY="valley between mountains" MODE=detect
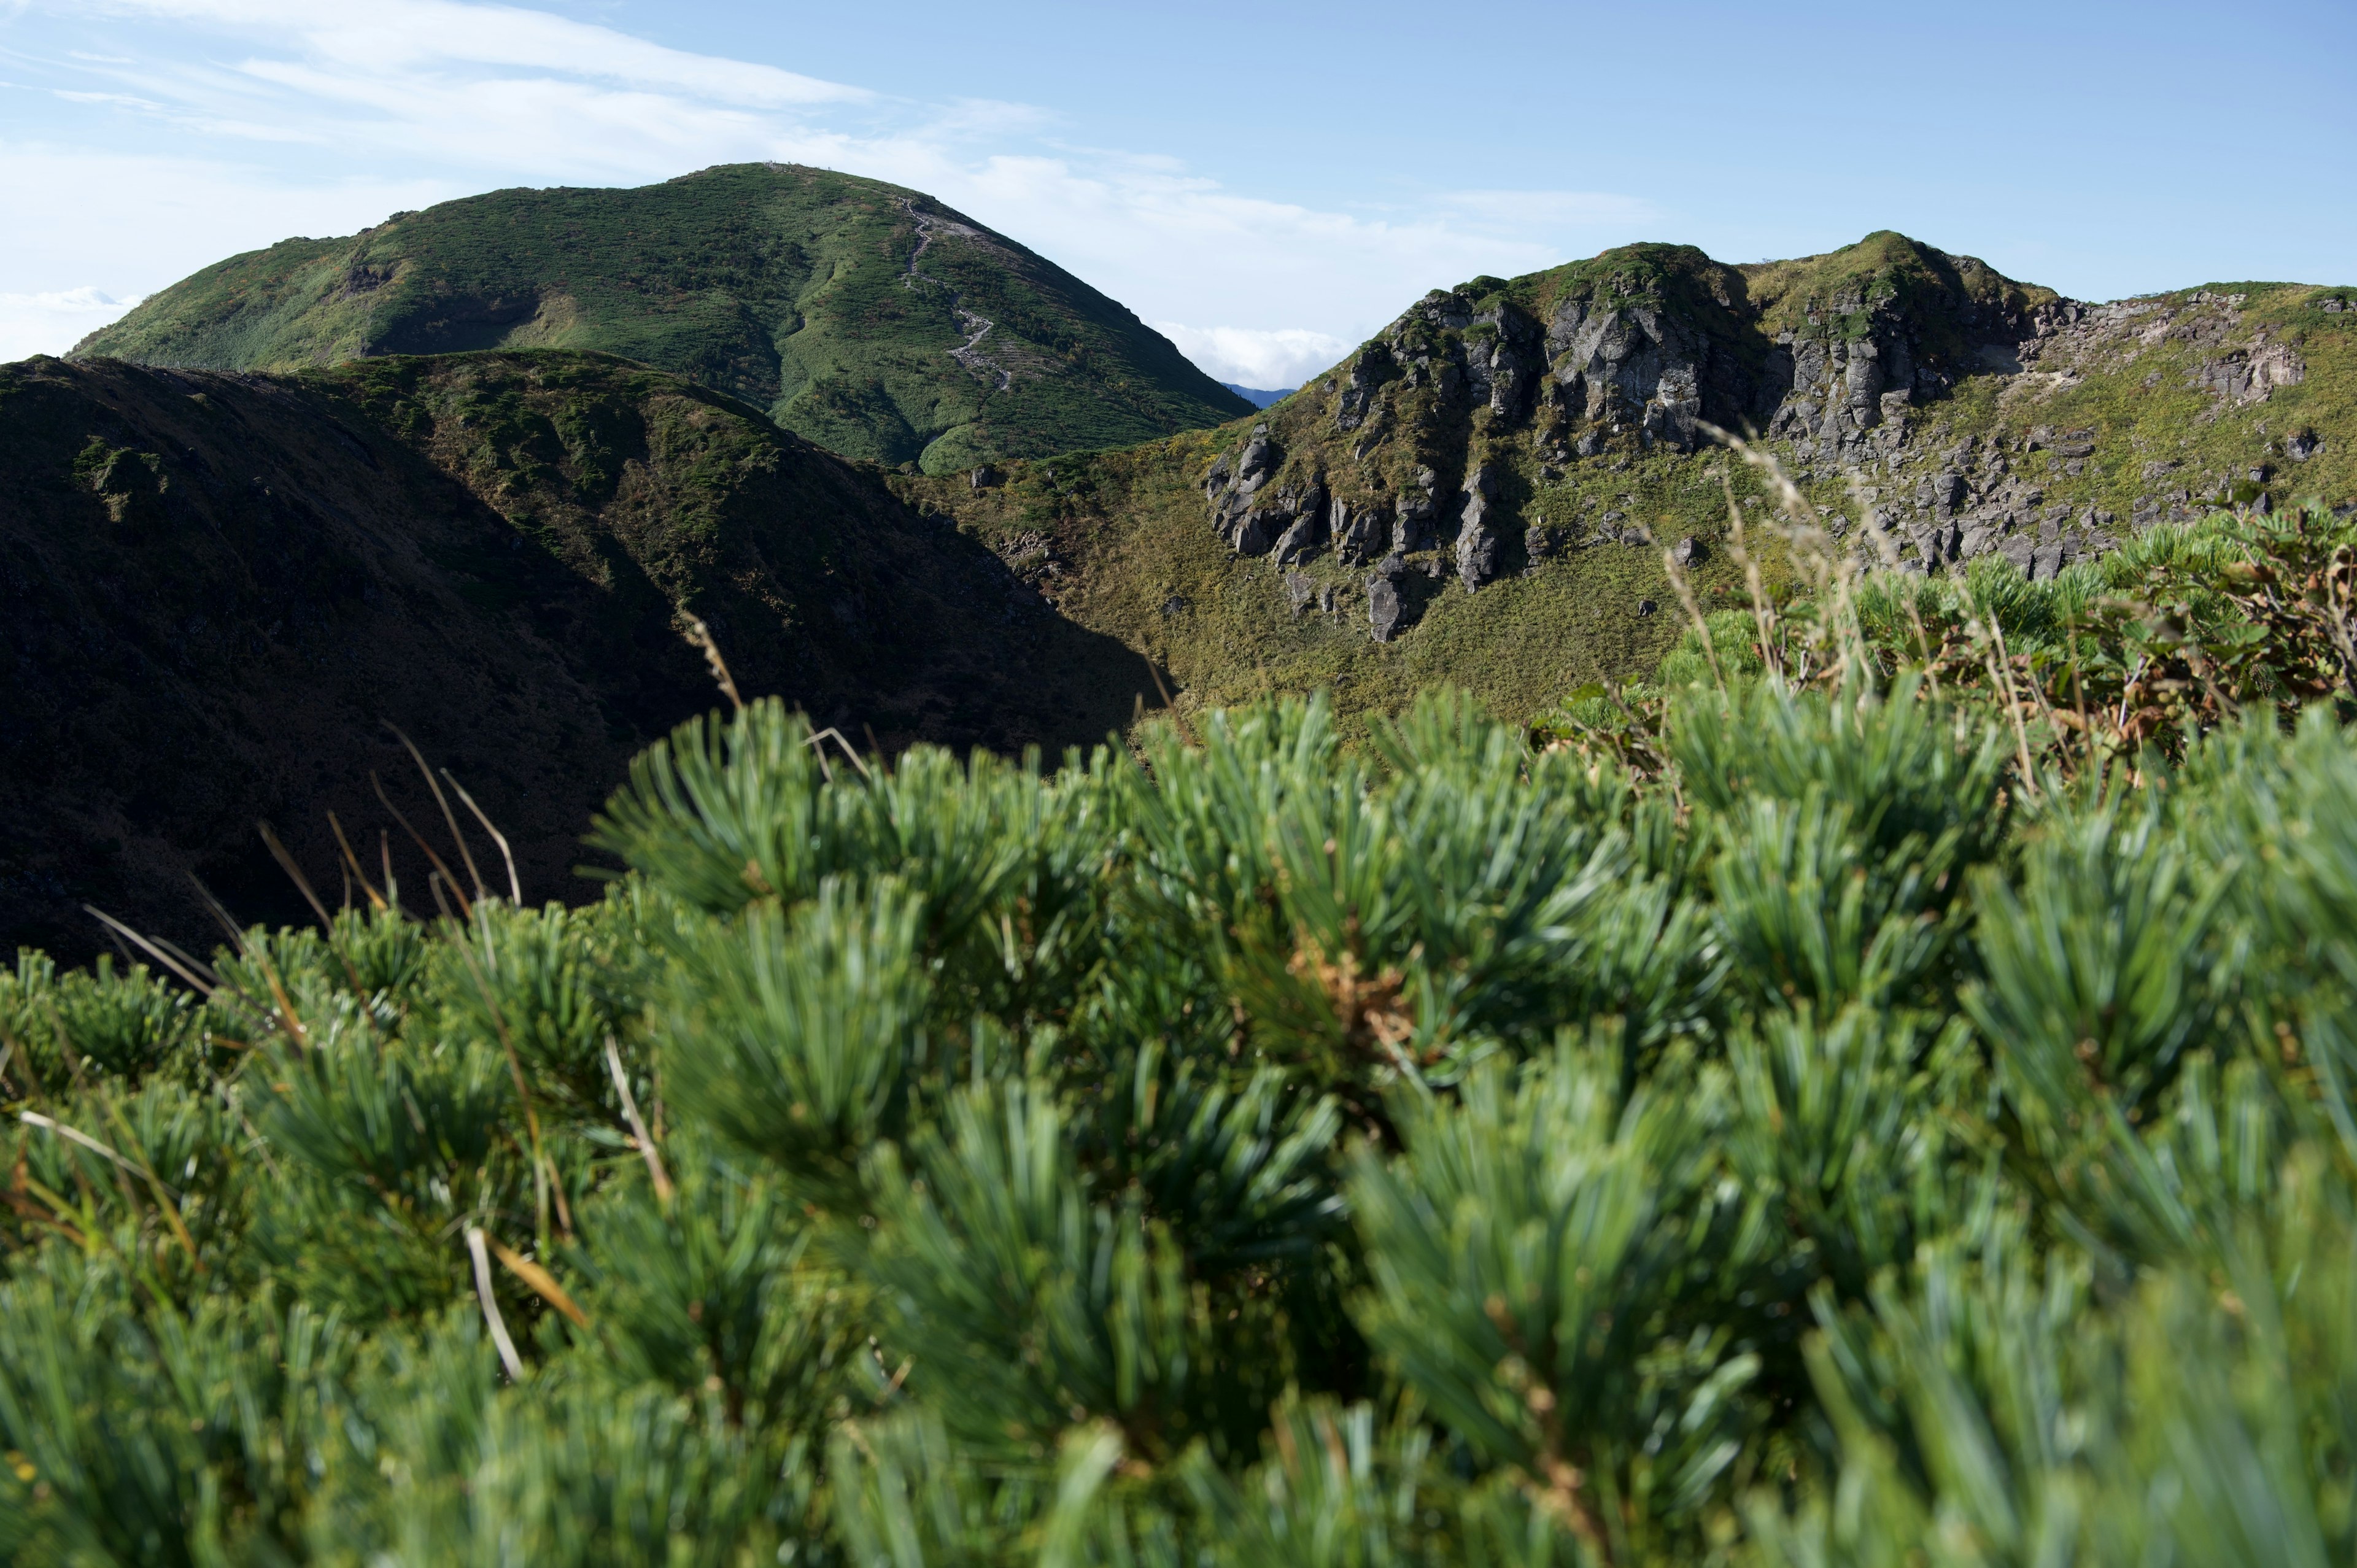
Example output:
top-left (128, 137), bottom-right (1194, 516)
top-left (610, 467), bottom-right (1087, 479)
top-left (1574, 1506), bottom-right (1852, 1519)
top-left (10, 164), bottom-right (2353, 956)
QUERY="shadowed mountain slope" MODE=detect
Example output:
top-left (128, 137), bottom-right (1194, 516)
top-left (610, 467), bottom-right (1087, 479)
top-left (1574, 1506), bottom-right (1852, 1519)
top-left (73, 163), bottom-right (1252, 473)
top-left (0, 350), bottom-right (1161, 960)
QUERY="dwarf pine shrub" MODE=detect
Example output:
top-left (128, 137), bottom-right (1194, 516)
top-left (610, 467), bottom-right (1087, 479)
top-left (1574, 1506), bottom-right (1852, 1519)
top-left (11, 662), bottom-right (2357, 1563)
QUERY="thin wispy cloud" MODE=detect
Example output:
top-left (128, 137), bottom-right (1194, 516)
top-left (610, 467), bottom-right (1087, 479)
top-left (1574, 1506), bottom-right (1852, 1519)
top-left (5, 0), bottom-right (1661, 378)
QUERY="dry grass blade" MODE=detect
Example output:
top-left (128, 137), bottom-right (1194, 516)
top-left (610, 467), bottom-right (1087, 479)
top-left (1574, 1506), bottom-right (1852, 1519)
top-left (81, 905), bottom-right (219, 998)
top-left (328, 811), bottom-right (390, 912)
top-left (605, 1035), bottom-right (674, 1205)
top-left (260, 822), bottom-right (366, 992)
top-left (379, 829), bottom-right (401, 913)
top-left (385, 724), bottom-right (487, 905)
top-left (187, 875), bottom-right (312, 1050)
top-left (805, 726), bottom-right (874, 782)
top-left (1843, 469), bottom-right (1945, 695)
top-left (684, 617), bottom-right (744, 712)
top-left (449, 921), bottom-right (571, 1243)
top-left (149, 933), bottom-right (220, 989)
top-left (372, 771), bottom-right (473, 923)
top-left (18, 1110), bottom-right (178, 1197)
top-left (488, 1234), bottom-right (590, 1327)
top-left (187, 875), bottom-right (249, 955)
top-left (441, 770), bottom-right (522, 904)
top-left (1647, 521), bottom-right (1727, 693)
top-left (257, 822), bottom-right (335, 934)
top-left (1719, 482), bottom-right (1784, 679)
top-left (466, 1226), bottom-right (527, 1380)
top-left (1701, 421), bottom-right (1875, 692)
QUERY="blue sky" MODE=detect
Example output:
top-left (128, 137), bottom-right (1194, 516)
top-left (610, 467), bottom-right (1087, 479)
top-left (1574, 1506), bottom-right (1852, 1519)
top-left (2, 0), bottom-right (2350, 380)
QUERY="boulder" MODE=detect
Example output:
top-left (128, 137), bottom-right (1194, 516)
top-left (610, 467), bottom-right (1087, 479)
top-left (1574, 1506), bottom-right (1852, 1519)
top-left (1236, 438), bottom-right (1276, 492)
top-left (1457, 523), bottom-right (1500, 591)
top-left (1391, 493), bottom-right (1436, 554)
top-left (1229, 509), bottom-right (1278, 557)
top-left (1922, 470), bottom-right (1965, 514)
top-left (1368, 576), bottom-right (1403, 642)
top-left (1335, 502), bottom-right (1387, 566)
top-left (1273, 510), bottom-right (1326, 566)
top-left (969, 465), bottom-right (1002, 490)
top-left (1670, 536), bottom-right (1706, 568)
top-left (1283, 571), bottom-right (1318, 616)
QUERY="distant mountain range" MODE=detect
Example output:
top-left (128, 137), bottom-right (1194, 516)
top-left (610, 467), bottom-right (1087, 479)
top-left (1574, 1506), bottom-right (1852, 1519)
top-left (74, 164), bottom-right (1253, 472)
top-left (1221, 382), bottom-right (1297, 408)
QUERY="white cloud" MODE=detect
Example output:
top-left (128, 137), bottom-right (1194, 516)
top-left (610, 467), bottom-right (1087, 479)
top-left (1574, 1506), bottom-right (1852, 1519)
top-left (0, 144), bottom-right (452, 357)
top-left (1154, 324), bottom-right (1352, 390)
top-left (8, 1), bottom-right (1662, 368)
top-left (0, 287), bottom-right (143, 364)
top-left (93, 0), bottom-right (869, 106)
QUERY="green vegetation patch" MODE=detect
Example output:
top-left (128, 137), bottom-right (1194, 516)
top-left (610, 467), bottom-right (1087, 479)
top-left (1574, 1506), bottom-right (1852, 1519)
top-left (74, 164), bottom-right (1252, 472)
top-left (13, 636), bottom-right (2357, 1560)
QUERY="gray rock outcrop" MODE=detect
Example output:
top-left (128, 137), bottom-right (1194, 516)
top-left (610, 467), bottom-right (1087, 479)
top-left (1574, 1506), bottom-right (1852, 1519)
top-left (1334, 499), bottom-right (1387, 565)
top-left (1455, 463), bottom-right (1502, 590)
top-left (1203, 430), bottom-right (1333, 558)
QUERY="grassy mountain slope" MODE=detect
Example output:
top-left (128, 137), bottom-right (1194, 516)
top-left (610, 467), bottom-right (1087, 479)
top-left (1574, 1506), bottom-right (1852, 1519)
top-left (894, 233), bottom-right (2354, 729)
top-left (71, 163), bottom-right (1252, 471)
top-left (0, 350), bottom-right (1159, 960)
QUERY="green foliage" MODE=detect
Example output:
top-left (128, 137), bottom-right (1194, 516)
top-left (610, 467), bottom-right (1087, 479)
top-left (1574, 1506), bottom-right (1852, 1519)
top-left (19, 642), bottom-right (2357, 1562)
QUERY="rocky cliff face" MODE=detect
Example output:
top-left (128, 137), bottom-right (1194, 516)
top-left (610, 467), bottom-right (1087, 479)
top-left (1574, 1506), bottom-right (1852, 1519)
top-left (900, 233), bottom-right (2349, 730)
top-left (1171, 236), bottom-right (2348, 647)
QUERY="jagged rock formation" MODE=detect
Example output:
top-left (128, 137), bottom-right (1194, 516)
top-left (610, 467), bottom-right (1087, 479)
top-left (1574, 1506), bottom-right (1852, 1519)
top-left (1818, 288), bottom-right (2339, 578)
top-left (906, 232), bottom-right (2348, 727)
top-left (1186, 234), bottom-right (2071, 628)
top-left (1181, 235), bottom-right (2354, 634)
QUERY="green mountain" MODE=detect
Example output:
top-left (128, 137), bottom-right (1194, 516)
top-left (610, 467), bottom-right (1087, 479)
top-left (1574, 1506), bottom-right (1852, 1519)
top-left (894, 231), bottom-right (2355, 728)
top-left (0, 349), bottom-right (1158, 960)
top-left (71, 163), bottom-right (1253, 471)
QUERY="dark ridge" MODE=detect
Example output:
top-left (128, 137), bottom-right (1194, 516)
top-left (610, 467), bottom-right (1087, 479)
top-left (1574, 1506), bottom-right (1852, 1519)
top-left (1, 350), bottom-right (1164, 962)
